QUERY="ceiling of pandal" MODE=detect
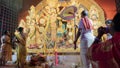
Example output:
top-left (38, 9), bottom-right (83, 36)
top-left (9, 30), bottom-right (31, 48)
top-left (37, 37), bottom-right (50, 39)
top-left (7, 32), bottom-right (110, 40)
top-left (95, 0), bottom-right (116, 19)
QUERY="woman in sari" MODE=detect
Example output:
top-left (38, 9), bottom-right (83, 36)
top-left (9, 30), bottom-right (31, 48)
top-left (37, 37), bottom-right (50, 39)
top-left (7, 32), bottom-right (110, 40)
top-left (88, 13), bottom-right (120, 68)
top-left (0, 30), bottom-right (12, 65)
top-left (13, 27), bottom-right (27, 68)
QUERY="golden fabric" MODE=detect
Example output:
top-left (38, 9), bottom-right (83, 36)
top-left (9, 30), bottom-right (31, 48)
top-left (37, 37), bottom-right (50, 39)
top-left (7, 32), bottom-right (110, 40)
top-left (14, 32), bottom-right (27, 66)
top-left (1, 35), bottom-right (12, 61)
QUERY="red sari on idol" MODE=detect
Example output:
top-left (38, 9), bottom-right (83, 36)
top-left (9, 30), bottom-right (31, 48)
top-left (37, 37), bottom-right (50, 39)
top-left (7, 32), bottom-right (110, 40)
top-left (89, 32), bottom-right (120, 68)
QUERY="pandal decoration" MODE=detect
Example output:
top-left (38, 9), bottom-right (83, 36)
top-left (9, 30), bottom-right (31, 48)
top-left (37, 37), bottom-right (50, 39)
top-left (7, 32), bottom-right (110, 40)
top-left (18, 0), bottom-right (105, 54)
top-left (60, 6), bottom-right (77, 20)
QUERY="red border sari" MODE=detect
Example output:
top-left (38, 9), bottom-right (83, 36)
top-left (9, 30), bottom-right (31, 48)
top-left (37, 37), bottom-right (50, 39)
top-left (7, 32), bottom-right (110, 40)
top-left (89, 32), bottom-right (120, 68)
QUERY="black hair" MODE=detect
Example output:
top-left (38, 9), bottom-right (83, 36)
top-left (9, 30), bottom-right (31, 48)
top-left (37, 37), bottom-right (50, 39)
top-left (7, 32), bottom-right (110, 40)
top-left (81, 10), bottom-right (88, 16)
top-left (17, 27), bottom-right (24, 32)
top-left (112, 13), bottom-right (120, 32)
top-left (3, 30), bottom-right (8, 35)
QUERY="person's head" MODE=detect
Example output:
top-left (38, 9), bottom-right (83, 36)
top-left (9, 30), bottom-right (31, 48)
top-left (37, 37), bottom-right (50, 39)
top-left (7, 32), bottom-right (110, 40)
top-left (105, 19), bottom-right (112, 28)
top-left (106, 13), bottom-right (120, 35)
top-left (3, 30), bottom-right (10, 36)
top-left (112, 13), bottom-right (120, 32)
top-left (81, 10), bottom-right (88, 17)
top-left (97, 13), bottom-right (120, 36)
top-left (17, 27), bottom-right (24, 33)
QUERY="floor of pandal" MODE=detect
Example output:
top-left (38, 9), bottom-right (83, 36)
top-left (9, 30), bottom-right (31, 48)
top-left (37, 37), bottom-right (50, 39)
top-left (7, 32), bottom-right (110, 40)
top-left (0, 54), bottom-right (84, 68)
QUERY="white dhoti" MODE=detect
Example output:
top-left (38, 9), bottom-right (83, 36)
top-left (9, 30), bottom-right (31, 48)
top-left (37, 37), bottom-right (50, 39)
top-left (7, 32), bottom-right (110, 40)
top-left (80, 38), bottom-right (94, 68)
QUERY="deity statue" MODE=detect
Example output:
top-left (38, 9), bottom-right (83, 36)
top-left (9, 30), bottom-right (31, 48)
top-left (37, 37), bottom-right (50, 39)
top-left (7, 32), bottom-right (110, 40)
top-left (66, 20), bottom-right (74, 45)
top-left (57, 20), bottom-right (64, 40)
top-left (25, 5), bottom-right (43, 48)
top-left (50, 8), bottom-right (58, 44)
